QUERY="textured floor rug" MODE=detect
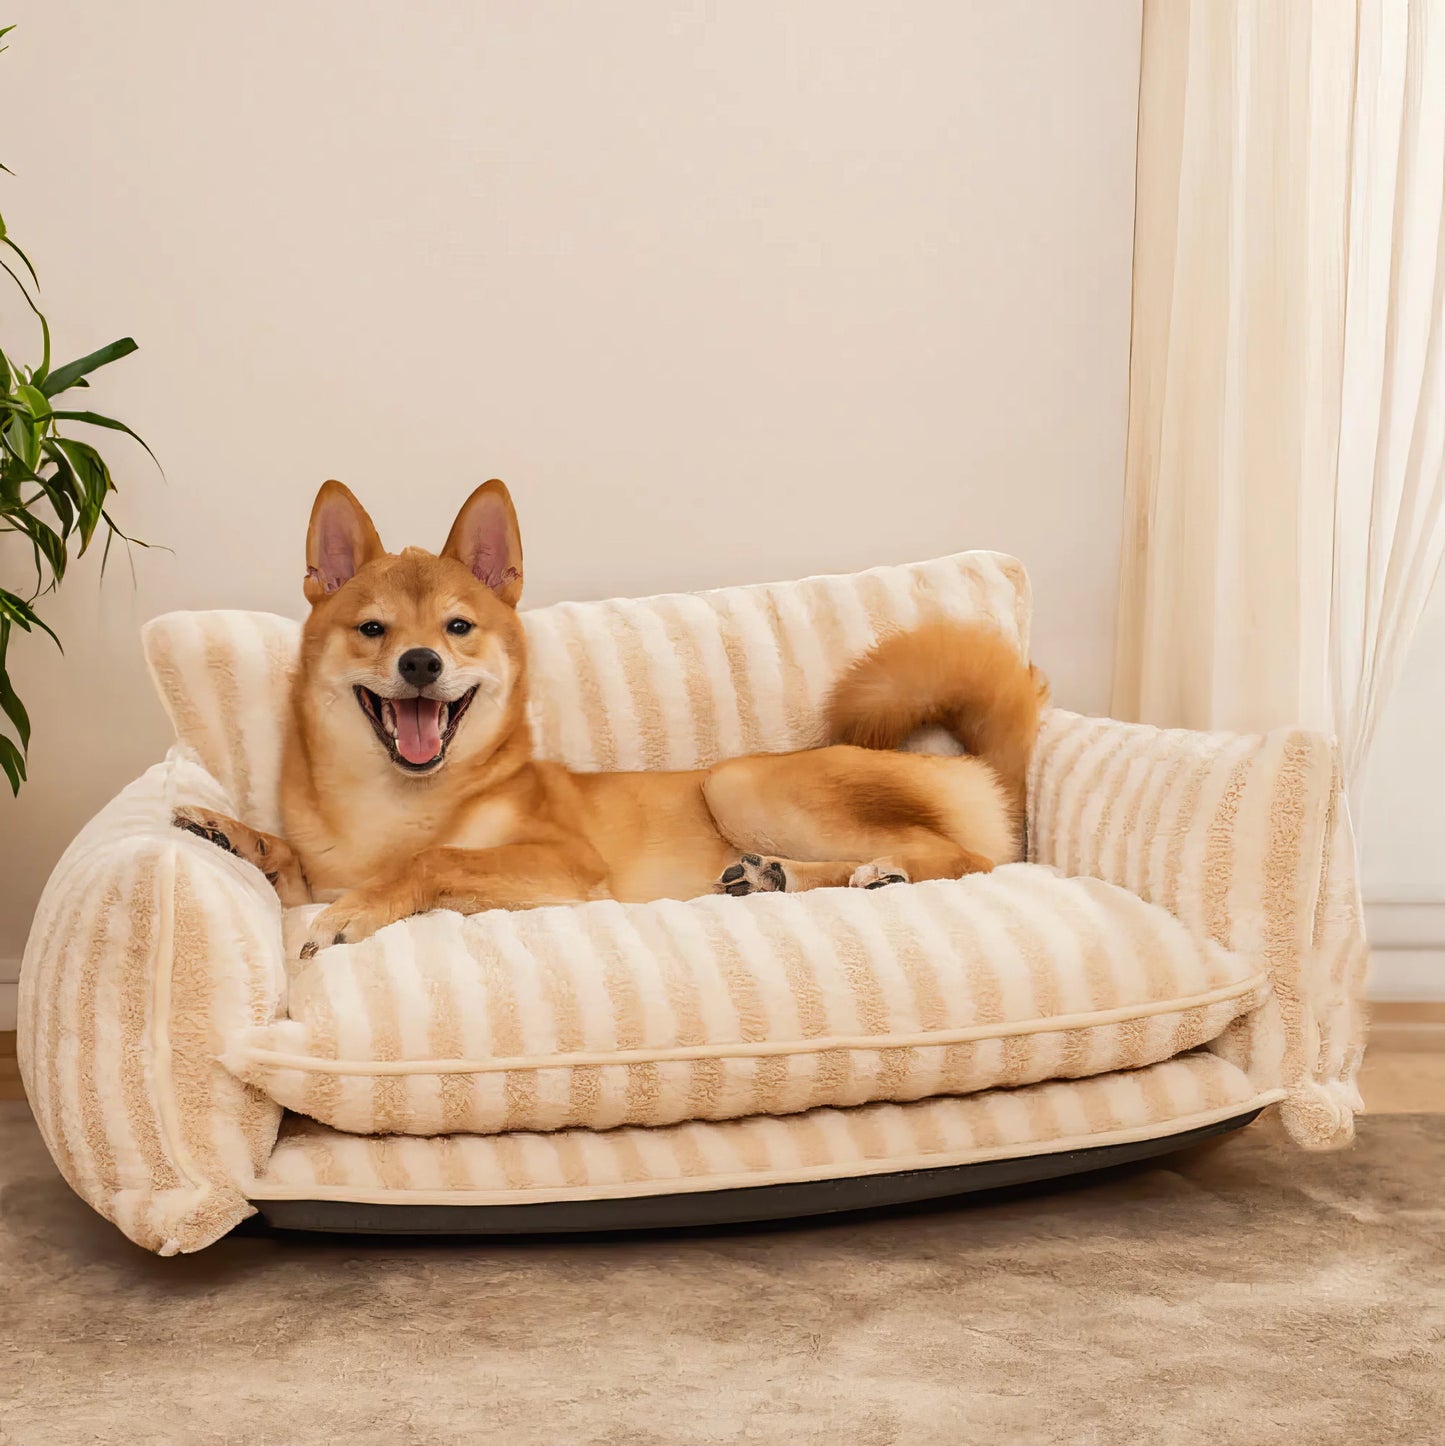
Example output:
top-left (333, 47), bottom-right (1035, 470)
top-left (3, 1104), bottom-right (1441, 1446)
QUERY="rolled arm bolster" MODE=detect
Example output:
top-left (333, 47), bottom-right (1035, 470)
top-left (1027, 709), bottom-right (1369, 1149)
top-left (17, 746), bottom-right (286, 1254)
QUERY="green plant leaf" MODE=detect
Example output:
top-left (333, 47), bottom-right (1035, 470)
top-left (27, 505), bottom-right (69, 571)
top-left (4, 408), bottom-right (40, 471)
top-left (33, 443), bottom-right (76, 508)
top-left (45, 437), bottom-right (113, 550)
top-left (50, 408), bottom-right (161, 471)
top-left (37, 438), bottom-right (84, 534)
top-left (0, 14), bottom-right (156, 793)
top-left (0, 613), bottom-right (19, 793)
top-left (0, 254), bottom-right (49, 372)
top-left (39, 337), bottom-right (137, 397)
top-left (0, 253), bottom-right (39, 307)
top-left (6, 504), bottom-right (67, 592)
top-left (0, 421), bottom-right (44, 482)
top-left (50, 410), bottom-right (162, 477)
top-left (19, 458), bottom-right (79, 532)
top-left (0, 667), bottom-right (31, 750)
top-left (47, 433), bottom-right (112, 488)
top-left (1, 234), bottom-right (39, 291)
top-left (0, 735), bottom-right (25, 795)
top-left (0, 588), bottom-right (61, 648)
top-left (15, 381), bottom-right (50, 420)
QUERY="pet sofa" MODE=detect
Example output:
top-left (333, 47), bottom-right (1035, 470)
top-left (17, 551), bottom-right (1369, 1254)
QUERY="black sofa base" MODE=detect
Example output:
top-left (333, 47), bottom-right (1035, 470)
top-left (252, 1108), bottom-right (1262, 1237)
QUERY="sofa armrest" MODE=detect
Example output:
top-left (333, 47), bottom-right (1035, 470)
top-left (17, 746), bottom-right (286, 1254)
top-left (1026, 708), bottom-right (1369, 1149)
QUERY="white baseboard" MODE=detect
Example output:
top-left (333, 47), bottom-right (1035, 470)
top-left (1365, 901), bottom-right (1445, 949)
top-left (0, 962), bottom-right (15, 1032)
top-left (1368, 949), bottom-right (1445, 1001)
top-left (1365, 901), bottom-right (1445, 1002)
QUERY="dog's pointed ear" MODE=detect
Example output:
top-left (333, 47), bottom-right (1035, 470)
top-left (442, 479), bottom-right (523, 607)
top-left (304, 481), bottom-right (385, 603)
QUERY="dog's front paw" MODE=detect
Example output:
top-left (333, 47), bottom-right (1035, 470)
top-left (716, 854), bottom-right (789, 896)
top-left (849, 861), bottom-right (910, 890)
top-left (299, 888), bottom-right (413, 957)
top-left (172, 807), bottom-right (239, 857)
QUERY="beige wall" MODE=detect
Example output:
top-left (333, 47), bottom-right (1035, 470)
top-left (0, 1), bottom-right (1142, 971)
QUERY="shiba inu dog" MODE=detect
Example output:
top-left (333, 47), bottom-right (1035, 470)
top-left (175, 480), bottom-right (1046, 956)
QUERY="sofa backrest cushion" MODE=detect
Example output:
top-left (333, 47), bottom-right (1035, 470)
top-left (142, 551), bottom-right (1029, 831)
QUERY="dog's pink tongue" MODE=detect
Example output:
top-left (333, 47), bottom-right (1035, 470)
top-left (395, 697), bottom-right (444, 765)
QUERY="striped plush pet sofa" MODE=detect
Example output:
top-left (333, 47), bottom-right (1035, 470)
top-left (17, 551), bottom-right (1370, 1255)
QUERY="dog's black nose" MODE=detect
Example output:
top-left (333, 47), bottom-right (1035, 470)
top-left (397, 647), bottom-right (443, 688)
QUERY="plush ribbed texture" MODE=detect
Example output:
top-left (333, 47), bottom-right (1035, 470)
top-left (141, 550), bottom-right (1029, 831)
top-left (19, 549), bottom-right (1369, 1255)
top-left (1026, 710), bottom-right (1369, 1147)
top-left (519, 551), bottom-right (1028, 772)
top-left (250, 1051), bottom-right (1276, 1205)
top-left (224, 868), bottom-right (1267, 1137)
top-left (142, 609), bottom-right (299, 834)
top-left (15, 749), bottom-right (286, 1256)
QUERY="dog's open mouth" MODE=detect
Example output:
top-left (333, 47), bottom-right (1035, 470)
top-left (354, 686), bottom-right (478, 772)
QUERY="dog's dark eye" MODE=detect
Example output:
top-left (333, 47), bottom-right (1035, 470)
top-left (357, 620), bottom-right (385, 638)
top-left (446, 619), bottom-right (474, 636)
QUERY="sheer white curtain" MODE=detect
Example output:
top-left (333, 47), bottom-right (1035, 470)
top-left (1114, 0), bottom-right (1445, 808)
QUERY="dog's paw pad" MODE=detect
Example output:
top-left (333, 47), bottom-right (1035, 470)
top-left (298, 941), bottom-right (319, 960)
top-left (850, 862), bottom-right (910, 890)
top-left (172, 811), bottom-right (237, 856)
top-left (716, 856), bottom-right (788, 896)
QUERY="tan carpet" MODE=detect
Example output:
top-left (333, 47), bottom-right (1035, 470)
top-left (3, 1104), bottom-right (1442, 1445)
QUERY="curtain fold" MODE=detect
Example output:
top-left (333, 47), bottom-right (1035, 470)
top-left (1115, 0), bottom-right (1445, 811)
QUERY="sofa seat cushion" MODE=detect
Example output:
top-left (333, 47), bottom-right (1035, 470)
top-left (248, 1052), bottom-right (1278, 1206)
top-left (223, 864), bottom-right (1269, 1137)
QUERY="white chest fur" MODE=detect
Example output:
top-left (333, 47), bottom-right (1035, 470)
top-left (291, 773), bottom-right (521, 892)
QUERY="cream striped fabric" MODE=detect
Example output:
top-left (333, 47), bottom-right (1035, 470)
top-left (20, 549), bottom-right (1367, 1256)
top-left (143, 609), bottom-right (299, 835)
top-left (141, 550), bottom-right (1029, 832)
top-left (224, 867), bottom-right (1267, 1137)
top-left (251, 1051), bottom-right (1278, 1205)
top-left (15, 747), bottom-right (286, 1256)
top-left (519, 551), bottom-right (1027, 772)
top-left (1027, 709), bottom-right (1369, 1148)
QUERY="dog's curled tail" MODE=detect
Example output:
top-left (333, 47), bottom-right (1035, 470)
top-left (825, 619), bottom-right (1049, 815)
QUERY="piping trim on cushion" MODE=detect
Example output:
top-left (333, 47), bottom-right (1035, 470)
top-left (231, 972), bottom-right (1271, 1076)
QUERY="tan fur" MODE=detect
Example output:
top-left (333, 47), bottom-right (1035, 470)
top-left (183, 481), bottom-right (1046, 952)
top-left (826, 618), bottom-right (1050, 818)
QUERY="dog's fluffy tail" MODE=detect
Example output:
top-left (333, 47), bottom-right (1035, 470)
top-left (825, 619), bottom-right (1049, 815)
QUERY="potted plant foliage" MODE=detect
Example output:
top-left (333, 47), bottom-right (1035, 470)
top-left (0, 23), bottom-right (156, 794)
